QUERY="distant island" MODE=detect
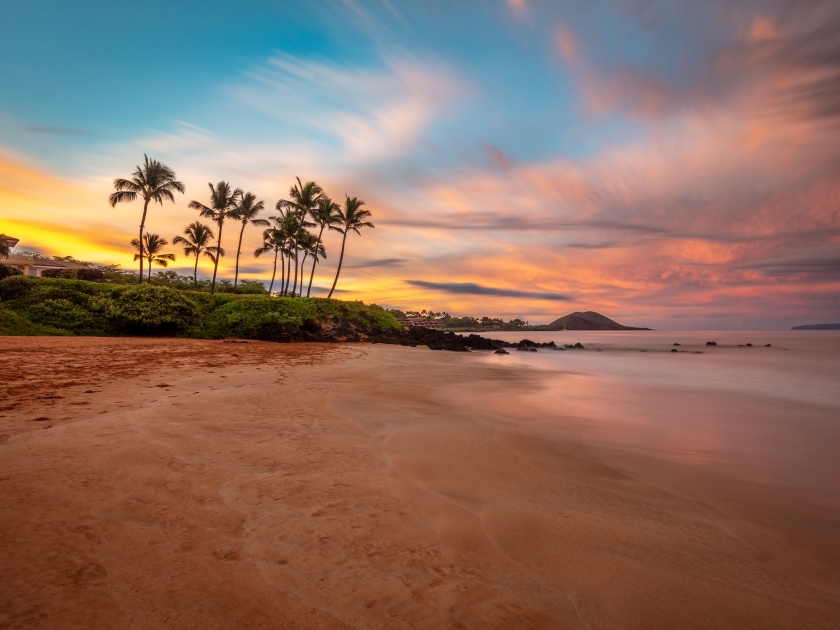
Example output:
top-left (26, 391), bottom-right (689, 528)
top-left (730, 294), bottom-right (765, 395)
top-left (791, 323), bottom-right (840, 330)
top-left (535, 311), bottom-right (651, 331)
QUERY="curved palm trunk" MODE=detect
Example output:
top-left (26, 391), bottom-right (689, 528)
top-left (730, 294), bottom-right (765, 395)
top-left (147, 257), bottom-right (153, 282)
top-left (269, 249), bottom-right (279, 294)
top-left (291, 217), bottom-right (304, 297)
top-left (233, 221), bottom-right (246, 291)
top-left (283, 251), bottom-right (292, 296)
top-left (193, 252), bottom-right (199, 289)
top-left (211, 219), bottom-right (224, 294)
top-left (327, 231), bottom-right (348, 299)
top-left (279, 251), bottom-right (286, 296)
top-left (307, 225), bottom-right (325, 298)
top-left (138, 198), bottom-right (150, 283)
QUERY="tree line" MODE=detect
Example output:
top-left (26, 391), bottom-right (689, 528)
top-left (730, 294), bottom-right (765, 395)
top-left (108, 155), bottom-right (374, 296)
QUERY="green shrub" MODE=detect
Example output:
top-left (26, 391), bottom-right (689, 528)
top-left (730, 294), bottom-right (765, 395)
top-left (198, 298), bottom-right (304, 339)
top-left (25, 298), bottom-right (110, 335)
top-left (0, 276), bottom-right (400, 339)
top-left (0, 307), bottom-right (71, 336)
top-left (194, 296), bottom-right (401, 339)
top-left (101, 284), bottom-right (199, 334)
top-left (0, 264), bottom-right (23, 280)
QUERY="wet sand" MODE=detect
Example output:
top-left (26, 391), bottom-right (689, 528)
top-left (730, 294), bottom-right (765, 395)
top-left (1, 337), bottom-right (839, 628)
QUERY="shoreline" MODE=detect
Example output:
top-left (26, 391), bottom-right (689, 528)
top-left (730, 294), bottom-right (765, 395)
top-left (1, 337), bottom-right (838, 628)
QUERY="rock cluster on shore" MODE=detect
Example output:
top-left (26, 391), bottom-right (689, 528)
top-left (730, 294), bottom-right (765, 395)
top-left (368, 328), bottom-right (586, 353)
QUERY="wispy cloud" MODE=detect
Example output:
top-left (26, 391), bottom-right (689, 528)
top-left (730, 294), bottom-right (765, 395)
top-left (346, 257), bottom-right (407, 268)
top-left (406, 280), bottom-right (572, 301)
top-left (23, 125), bottom-right (90, 137)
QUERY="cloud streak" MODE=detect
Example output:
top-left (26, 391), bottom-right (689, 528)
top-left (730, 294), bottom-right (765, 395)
top-left (406, 280), bottom-right (572, 302)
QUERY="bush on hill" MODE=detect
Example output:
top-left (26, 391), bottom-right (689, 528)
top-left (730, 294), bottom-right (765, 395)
top-left (100, 285), bottom-right (200, 335)
top-left (0, 306), bottom-right (71, 336)
top-left (0, 276), bottom-right (400, 340)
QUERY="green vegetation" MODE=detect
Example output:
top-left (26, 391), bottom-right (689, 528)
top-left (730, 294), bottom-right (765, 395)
top-left (387, 309), bottom-right (530, 330)
top-left (0, 276), bottom-right (401, 340)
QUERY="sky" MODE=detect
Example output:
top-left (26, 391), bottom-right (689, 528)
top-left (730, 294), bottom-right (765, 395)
top-left (1, 0), bottom-right (839, 329)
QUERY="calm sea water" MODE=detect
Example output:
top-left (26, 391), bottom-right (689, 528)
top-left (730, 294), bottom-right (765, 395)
top-left (469, 330), bottom-right (840, 507)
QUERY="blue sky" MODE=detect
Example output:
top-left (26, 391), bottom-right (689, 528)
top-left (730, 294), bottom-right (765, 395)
top-left (2, 0), bottom-right (839, 328)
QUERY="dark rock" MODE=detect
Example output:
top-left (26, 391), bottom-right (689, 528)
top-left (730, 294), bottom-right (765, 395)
top-left (494, 348), bottom-right (509, 354)
top-left (671, 349), bottom-right (678, 352)
top-left (765, 344), bottom-right (772, 347)
top-left (746, 343), bottom-right (753, 347)
top-left (673, 343), bottom-right (680, 346)
top-left (574, 342), bottom-right (585, 349)
top-left (705, 341), bottom-right (717, 346)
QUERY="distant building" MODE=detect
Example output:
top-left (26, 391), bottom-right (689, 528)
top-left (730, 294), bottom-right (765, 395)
top-left (1, 236), bottom-right (89, 276)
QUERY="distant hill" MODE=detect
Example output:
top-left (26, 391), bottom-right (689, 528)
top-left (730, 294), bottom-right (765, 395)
top-left (791, 323), bottom-right (840, 330)
top-left (539, 311), bottom-right (651, 331)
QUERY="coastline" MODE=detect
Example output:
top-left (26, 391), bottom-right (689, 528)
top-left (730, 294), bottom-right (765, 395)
top-left (1, 337), bottom-right (838, 628)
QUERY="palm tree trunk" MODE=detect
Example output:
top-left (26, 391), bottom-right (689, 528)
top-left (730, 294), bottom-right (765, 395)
top-left (307, 257), bottom-right (317, 298)
top-left (327, 231), bottom-right (348, 299)
top-left (291, 215), bottom-right (304, 297)
top-left (292, 245), bottom-right (300, 297)
top-left (284, 251), bottom-right (292, 296)
top-left (138, 198), bottom-right (150, 283)
top-left (269, 249), bottom-right (278, 294)
top-left (211, 219), bottom-right (224, 294)
top-left (307, 226), bottom-right (325, 298)
top-left (193, 253), bottom-right (199, 289)
top-left (279, 251), bottom-right (286, 296)
top-left (234, 222), bottom-right (246, 290)
top-left (147, 258), bottom-right (152, 282)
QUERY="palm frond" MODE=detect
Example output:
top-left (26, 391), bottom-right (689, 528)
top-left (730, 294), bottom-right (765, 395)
top-left (112, 178), bottom-right (142, 192)
top-left (109, 190), bottom-right (138, 207)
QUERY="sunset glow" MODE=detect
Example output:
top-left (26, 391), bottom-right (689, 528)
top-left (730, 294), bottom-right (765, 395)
top-left (1, 0), bottom-right (838, 328)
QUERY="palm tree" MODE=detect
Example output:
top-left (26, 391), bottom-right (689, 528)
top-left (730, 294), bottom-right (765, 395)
top-left (276, 178), bottom-right (323, 297)
top-left (230, 192), bottom-right (268, 291)
top-left (188, 182), bottom-right (242, 294)
top-left (254, 229), bottom-right (285, 294)
top-left (268, 211), bottom-right (306, 296)
top-left (328, 197), bottom-right (374, 299)
top-left (173, 222), bottom-right (222, 288)
top-left (307, 197), bottom-right (342, 297)
top-left (130, 233), bottom-right (176, 282)
top-left (0, 234), bottom-right (11, 259)
top-left (109, 155), bottom-right (184, 283)
top-left (299, 231), bottom-right (327, 297)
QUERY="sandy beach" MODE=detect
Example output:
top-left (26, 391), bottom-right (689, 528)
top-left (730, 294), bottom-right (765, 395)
top-left (1, 336), bottom-right (839, 629)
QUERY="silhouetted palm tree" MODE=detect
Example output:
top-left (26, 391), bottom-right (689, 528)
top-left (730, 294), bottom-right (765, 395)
top-left (188, 182), bottom-right (242, 294)
top-left (131, 233), bottom-right (176, 282)
top-left (308, 197), bottom-right (342, 297)
top-left (328, 197), bottom-right (374, 299)
top-left (231, 192), bottom-right (268, 291)
top-left (276, 178), bottom-right (323, 296)
top-left (0, 234), bottom-right (11, 259)
top-left (173, 222), bottom-right (221, 288)
top-left (268, 211), bottom-right (306, 296)
top-left (254, 228), bottom-right (285, 294)
top-left (109, 155), bottom-right (184, 283)
top-left (299, 231), bottom-right (327, 297)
